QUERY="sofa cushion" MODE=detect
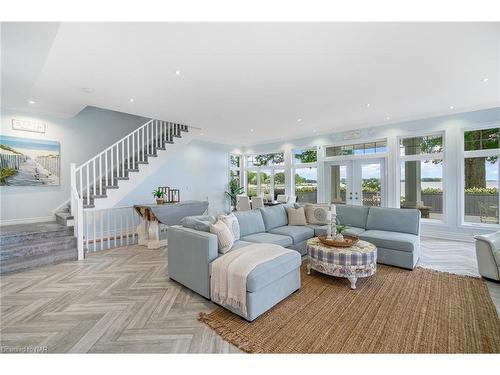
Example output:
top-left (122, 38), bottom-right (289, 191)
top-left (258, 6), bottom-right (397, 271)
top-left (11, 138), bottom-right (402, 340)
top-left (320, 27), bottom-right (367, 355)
top-left (180, 215), bottom-right (216, 232)
top-left (337, 205), bottom-right (370, 229)
top-left (246, 251), bottom-right (301, 292)
top-left (269, 225), bottom-right (314, 244)
top-left (259, 205), bottom-right (289, 231)
top-left (306, 224), bottom-right (365, 236)
top-left (366, 207), bottom-right (420, 235)
top-left (233, 209), bottom-right (266, 237)
top-left (360, 230), bottom-right (419, 253)
top-left (240, 232), bottom-right (293, 248)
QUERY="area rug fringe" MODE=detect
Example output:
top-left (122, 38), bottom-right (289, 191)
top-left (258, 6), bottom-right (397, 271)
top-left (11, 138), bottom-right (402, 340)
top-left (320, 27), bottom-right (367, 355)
top-left (198, 312), bottom-right (262, 353)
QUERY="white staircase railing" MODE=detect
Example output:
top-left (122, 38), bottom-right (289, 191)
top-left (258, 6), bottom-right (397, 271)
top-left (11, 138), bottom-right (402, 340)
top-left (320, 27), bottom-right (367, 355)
top-left (70, 118), bottom-right (192, 259)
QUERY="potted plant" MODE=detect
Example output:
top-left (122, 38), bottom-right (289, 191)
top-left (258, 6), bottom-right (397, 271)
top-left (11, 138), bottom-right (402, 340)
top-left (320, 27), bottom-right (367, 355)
top-left (225, 179), bottom-right (245, 211)
top-left (334, 224), bottom-right (349, 241)
top-left (152, 189), bottom-right (164, 205)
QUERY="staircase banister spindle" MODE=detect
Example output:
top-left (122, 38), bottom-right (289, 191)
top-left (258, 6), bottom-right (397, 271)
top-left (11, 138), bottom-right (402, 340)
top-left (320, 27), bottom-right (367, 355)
top-left (74, 119), bottom-right (154, 174)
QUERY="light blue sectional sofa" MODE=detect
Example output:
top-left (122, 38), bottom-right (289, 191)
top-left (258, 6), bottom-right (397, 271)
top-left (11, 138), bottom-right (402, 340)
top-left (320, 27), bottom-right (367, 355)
top-left (167, 204), bottom-right (420, 321)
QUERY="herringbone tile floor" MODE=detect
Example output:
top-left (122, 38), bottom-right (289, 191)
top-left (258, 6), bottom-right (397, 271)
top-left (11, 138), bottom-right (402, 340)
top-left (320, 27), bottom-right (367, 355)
top-left (1, 237), bottom-right (499, 353)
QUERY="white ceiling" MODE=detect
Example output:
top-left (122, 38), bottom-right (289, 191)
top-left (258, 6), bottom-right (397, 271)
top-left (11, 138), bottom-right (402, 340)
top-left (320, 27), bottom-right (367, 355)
top-left (2, 22), bottom-right (499, 145)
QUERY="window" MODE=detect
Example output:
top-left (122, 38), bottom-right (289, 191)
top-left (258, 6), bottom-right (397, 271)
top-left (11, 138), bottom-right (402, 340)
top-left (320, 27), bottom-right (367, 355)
top-left (247, 170), bottom-right (258, 197)
top-left (294, 148), bottom-right (317, 163)
top-left (463, 128), bottom-right (499, 225)
top-left (246, 152), bottom-right (285, 197)
top-left (293, 147), bottom-right (318, 203)
top-left (325, 141), bottom-right (387, 157)
top-left (229, 154), bottom-right (242, 187)
top-left (247, 152), bottom-right (284, 167)
top-left (400, 135), bottom-right (443, 156)
top-left (399, 134), bottom-right (444, 221)
top-left (295, 167), bottom-right (317, 203)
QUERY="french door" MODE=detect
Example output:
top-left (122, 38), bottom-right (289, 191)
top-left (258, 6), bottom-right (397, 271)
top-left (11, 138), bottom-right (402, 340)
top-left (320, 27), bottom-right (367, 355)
top-left (325, 158), bottom-right (386, 207)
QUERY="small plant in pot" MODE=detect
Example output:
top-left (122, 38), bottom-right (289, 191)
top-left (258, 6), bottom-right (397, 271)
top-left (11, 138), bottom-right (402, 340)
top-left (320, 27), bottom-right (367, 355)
top-left (334, 224), bottom-right (349, 241)
top-left (152, 189), bottom-right (164, 205)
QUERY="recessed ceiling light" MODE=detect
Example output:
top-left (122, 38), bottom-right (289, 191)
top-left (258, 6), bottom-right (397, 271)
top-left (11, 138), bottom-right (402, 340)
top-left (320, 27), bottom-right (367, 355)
top-left (449, 105), bottom-right (455, 110)
top-left (199, 132), bottom-right (204, 136)
top-left (386, 116), bottom-right (391, 120)
top-left (313, 129), bottom-right (317, 133)
top-left (28, 100), bottom-right (35, 104)
top-left (250, 129), bottom-right (254, 133)
top-left (81, 87), bottom-right (94, 93)
top-left (483, 78), bottom-right (489, 82)
top-left (175, 70), bottom-right (181, 75)
top-left (129, 98), bottom-right (134, 103)
top-left (297, 118), bottom-right (303, 122)
top-left (366, 103), bottom-right (371, 108)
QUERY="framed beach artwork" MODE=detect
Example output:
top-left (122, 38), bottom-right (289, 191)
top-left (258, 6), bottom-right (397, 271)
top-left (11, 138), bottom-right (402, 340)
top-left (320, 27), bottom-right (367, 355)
top-left (0, 135), bottom-right (61, 186)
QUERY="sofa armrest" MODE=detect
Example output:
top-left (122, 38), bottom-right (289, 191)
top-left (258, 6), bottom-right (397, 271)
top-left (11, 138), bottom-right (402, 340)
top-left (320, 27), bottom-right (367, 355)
top-left (167, 226), bottom-right (218, 298)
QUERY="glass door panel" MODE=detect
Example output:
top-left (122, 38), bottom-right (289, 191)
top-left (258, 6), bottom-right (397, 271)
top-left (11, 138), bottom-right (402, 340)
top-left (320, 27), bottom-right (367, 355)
top-left (325, 158), bottom-right (385, 207)
top-left (330, 164), bottom-right (348, 204)
top-left (273, 169), bottom-right (285, 200)
top-left (259, 169), bottom-right (272, 196)
top-left (360, 162), bottom-right (382, 207)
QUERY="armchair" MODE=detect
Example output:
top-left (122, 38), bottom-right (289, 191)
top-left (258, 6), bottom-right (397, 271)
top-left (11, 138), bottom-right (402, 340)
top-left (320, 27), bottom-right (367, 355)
top-left (474, 231), bottom-right (500, 281)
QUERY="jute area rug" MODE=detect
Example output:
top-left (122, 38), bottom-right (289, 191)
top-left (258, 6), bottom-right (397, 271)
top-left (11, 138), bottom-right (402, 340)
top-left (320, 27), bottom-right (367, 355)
top-left (199, 263), bottom-right (500, 353)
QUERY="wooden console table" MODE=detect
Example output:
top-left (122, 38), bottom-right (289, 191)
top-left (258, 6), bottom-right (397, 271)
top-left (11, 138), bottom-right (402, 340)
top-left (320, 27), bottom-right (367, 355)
top-left (134, 201), bottom-right (209, 249)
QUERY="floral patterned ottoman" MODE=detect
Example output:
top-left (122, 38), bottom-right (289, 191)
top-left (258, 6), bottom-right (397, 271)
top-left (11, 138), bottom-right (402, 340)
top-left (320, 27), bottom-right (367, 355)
top-left (306, 237), bottom-right (377, 289)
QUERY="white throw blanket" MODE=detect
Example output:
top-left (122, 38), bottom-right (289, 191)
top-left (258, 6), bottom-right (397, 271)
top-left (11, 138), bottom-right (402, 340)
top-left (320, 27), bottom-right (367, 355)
top-left (210, 243), bottom-right (290, 317)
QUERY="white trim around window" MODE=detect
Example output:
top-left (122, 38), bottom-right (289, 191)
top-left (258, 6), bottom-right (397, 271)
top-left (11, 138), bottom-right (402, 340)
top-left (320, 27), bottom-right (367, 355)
top-left (458, 122), bottom-right (500, 229)
top-left (396, 131), bottom-right (446, 224)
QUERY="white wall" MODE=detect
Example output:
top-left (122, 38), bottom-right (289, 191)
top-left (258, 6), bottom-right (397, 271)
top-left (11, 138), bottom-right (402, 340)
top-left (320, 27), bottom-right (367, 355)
top-left (115, 140), bottom-right (242, 215)
top-left (242, 107), bottom-right (500, 239)
top-left (0, 106), bottom-right (149, 224)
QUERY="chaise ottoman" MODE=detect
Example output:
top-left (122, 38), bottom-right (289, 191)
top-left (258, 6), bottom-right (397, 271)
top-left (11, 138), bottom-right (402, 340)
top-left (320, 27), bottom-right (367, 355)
top-left (210, 246), bottom-right (302, 322)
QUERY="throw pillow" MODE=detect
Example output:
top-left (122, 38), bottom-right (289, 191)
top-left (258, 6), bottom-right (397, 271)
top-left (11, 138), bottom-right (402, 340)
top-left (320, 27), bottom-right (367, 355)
top-left (286, 206), bottom-right (307, 226)
top-left (218, 213), bottom-right (240, 240)
top-left (210, 219), bottom-right (235, 254)
top-left (304, 203), bottom-right (330, 225)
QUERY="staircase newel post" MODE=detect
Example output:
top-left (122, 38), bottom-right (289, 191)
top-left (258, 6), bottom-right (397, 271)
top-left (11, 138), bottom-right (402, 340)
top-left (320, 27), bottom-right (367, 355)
top-left (77, 199), bottom-right (84, 260)
top-left (70, 163), bottom-right (76, 217)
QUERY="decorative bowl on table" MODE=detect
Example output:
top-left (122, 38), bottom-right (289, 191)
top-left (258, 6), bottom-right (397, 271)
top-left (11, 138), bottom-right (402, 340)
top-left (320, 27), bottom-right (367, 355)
top-left (318, 234), bottom-right (359, 248)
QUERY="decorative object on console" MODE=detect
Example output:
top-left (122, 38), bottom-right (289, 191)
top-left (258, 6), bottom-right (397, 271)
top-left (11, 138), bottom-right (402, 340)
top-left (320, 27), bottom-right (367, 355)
top-left (168, 189), bottom-right (180, 203)
top-left (0, 135), bottom-right (60, 186)
top-left (158, 186), bottom-right (170, 201)
top-left (152, 188), bottom-right (165, 204)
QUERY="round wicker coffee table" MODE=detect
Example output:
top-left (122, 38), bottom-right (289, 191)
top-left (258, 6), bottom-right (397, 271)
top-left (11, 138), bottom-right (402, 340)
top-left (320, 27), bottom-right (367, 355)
top-left (306, 237), bottom-right (377, 289)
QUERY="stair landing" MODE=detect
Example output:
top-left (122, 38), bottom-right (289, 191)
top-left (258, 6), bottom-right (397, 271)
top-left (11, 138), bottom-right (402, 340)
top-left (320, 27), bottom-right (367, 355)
top-left (0, 221), bottom-right (77, 275)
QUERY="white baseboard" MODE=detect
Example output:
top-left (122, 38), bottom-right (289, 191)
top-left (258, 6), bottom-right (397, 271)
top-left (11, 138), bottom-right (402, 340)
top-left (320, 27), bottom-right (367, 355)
top-left (0, 215), bottom-right (55, 226)
top-left (420, 229), bottom-right (475, 243)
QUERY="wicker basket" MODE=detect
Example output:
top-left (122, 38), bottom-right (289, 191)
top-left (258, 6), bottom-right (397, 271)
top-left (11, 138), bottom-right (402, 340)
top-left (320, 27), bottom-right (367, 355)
top-left (318, 234), bottom-right (359, 248)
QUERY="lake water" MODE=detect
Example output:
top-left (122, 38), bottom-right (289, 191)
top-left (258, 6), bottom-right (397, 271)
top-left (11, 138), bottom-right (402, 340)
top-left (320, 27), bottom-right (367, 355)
top-left (401, 181), bottom-right (498, 190)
